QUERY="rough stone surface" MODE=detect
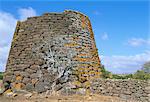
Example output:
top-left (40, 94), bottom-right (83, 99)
top-left (90, 79), bottom-right (150, 102)
top-left (24, 83), bottom-right (34, 92)
top-left (3, 10), bottom-right (101, 93)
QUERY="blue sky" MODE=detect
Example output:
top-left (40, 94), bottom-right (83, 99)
top-left (0, 0), bottom-right (149, 73)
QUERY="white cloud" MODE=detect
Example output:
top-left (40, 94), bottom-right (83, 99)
top-left (18, 7), bottom-right (37, 21)
top-left (0, 46), bottom-right (10, 71)
top-left (101, 32), bottom-right (108, 40)
top-left (0, 11), bottom-right (17, 72)
top-left (0, 7), bottom-right (36, 71)
top-left (101, 51), bottom-right (150, 74)
top-left (0, 11), bottom-right (17, 40)
top-left (127, 38), bottom-right (150, 47)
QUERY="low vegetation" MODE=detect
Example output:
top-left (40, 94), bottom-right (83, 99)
top-left (0, 72), bottom-right (3, 80)
top-left (101, 64), bottom-right (150, 80)
top-left (111, 71), bottom-right (150, 80)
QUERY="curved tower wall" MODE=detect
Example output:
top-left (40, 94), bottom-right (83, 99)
top-left (3, 10), bottom-right (102, 93)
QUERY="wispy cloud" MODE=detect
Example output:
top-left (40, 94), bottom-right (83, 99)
top-left (101, 51), bottom-right (150, 74)
top-left (101, 32), bottom-right (108, 40)
top-left (0, 11), bottom-right (17, 39)
top-left (127, 38), bottom-right (150, 47)
top-left (18, 7), bottom-right (37, 21)
top-left (93, 11), bottom-right (101, 15)
top-left (0, 7), bottom-right (37, 71)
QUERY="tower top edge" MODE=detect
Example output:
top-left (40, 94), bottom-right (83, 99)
top-left (19, 10), bottom-right (89, 23)
top-left (43, 10), bottom-right (88, 17)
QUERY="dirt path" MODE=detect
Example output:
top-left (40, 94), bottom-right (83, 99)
top-left (0, 94), bottom-right (138, 102)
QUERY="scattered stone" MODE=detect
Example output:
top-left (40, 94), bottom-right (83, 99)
top-left (5, 92), bottom-right (14, 97)
top-left (24, 93), bottom-right (32, 98)
top-left (12, 93), bottom-right (18, 97)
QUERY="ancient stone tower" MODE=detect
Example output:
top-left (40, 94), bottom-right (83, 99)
top-left (3, 10), bottom-right (102, 94)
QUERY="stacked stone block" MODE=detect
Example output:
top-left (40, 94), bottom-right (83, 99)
top-left (3, 10), bottom-right (101, 93)
top-left (91, 79), bottom-right (150, 102)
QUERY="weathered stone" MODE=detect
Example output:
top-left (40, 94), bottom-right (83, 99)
top-left (25, 83), bottom-right (34, 92)
top-left (0, 80), bottom-right (4, 94)
top-left (13, 83), bottom-right (23, 90)
top-left (145, 86), bottom-right (150, 90)
top-left (0, 90), bottom-right (4, 95)
top-left (18, 29), bottom-right (24, 32)
top-left (30, 65), bottom-right (40, 69)
top-left (35, 82), bottom-right (46, 93)
top-left (91, 79), bottom-right (150, 102)
top-left (4, 71), bottom-right (13, 76)
top-left (19, 72), bottom-right (30, 77)
top-left (26, 68), bottom-right (36, 74)
top-left (14, 71), bottom-right (21, 76)
top-left (76, 88), bottom-right (86, 95)
top-left (113, 94), bottom-right (119, 97)
top-left (16, 75), bottom-right (22, 81)
top-left (4, 92), bottom-right (13, 97)
top-left (61, 88), bottom-right (76, 95)
top-left (3, 76), bottom-right (12, 82)
top-left (4, 89), bottom-right (13, 96)
top-left (31, 79), bottom-right (38, 85)
top-left (22, 77), bottom-right (30, 84)
top-left (124, 90), bottom-right (132, 95)
top-left (30, 73), bottom-right (42, 79)
top-left (0, 80), bottom-right (3, 89)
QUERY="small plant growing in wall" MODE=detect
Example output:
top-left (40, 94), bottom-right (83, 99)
top-left (0, 72), bottom-right (3, 80)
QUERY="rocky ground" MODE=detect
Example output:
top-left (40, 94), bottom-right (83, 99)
top-left (0, 80), bottom-right (141, 102)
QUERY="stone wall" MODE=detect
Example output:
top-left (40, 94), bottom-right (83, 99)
top-left (90, 79), bottom-right (150, 102)
top-left (3, 10), bottom-right (101, 93)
